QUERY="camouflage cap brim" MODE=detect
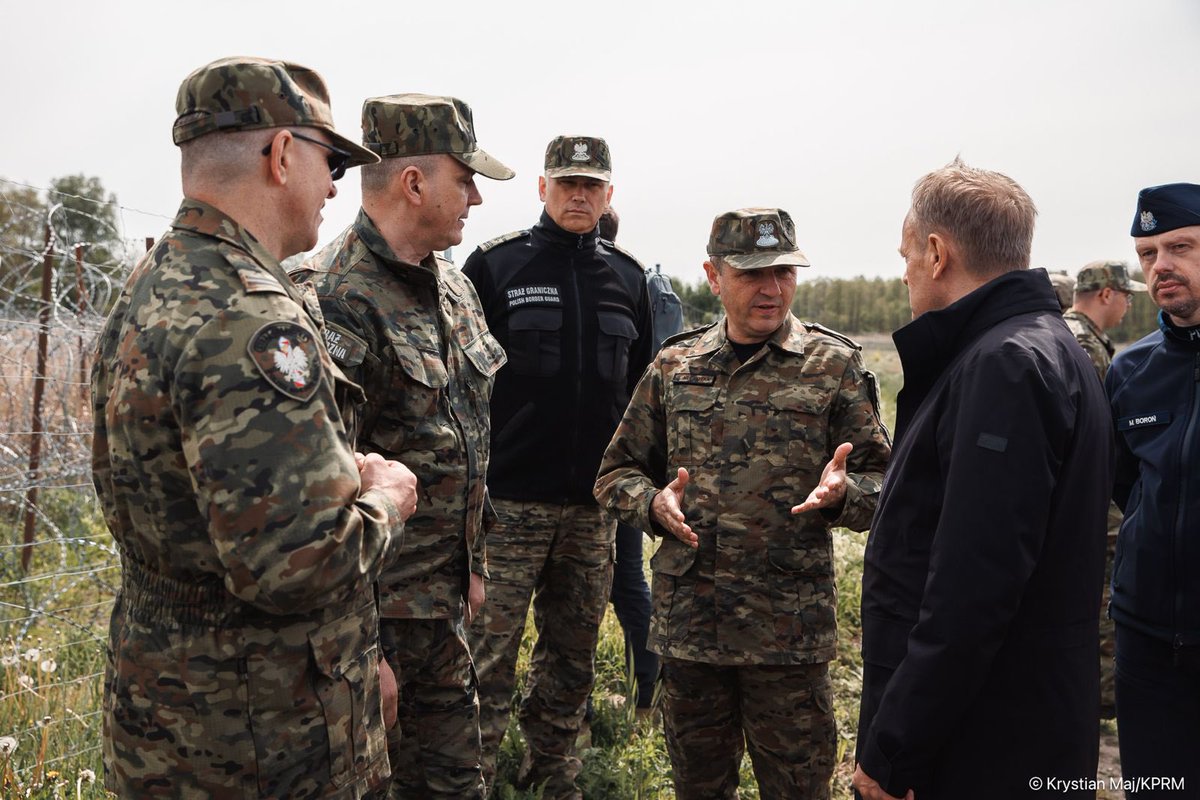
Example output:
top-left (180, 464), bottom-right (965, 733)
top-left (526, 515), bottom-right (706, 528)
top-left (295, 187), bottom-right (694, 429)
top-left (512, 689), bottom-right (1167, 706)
top-left (545, 164), bottom-right (612, 181)
top-left (455, 147), bottom-right (515, 181)
top-left (323, 129), bottom-right (381, 169)
top-left (721, 249), bottom-right (811, 271)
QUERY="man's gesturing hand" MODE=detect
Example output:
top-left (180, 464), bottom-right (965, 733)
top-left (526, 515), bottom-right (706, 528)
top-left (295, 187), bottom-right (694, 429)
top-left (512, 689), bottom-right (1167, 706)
top-left (651, 467), bottom-right (698, 548)
top-left (792, 442), bottom-right (852, 515)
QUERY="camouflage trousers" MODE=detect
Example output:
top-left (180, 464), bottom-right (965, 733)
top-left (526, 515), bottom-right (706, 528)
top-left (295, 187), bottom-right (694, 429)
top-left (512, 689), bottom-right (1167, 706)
top-left (469, 500), bottom-right (616, 800)
top-left (379, 616), bottom-right (484, 799)
top-left (661, 658), bottom-right (835, 800)
top-left (103, 588), bottom-right (390, 799)
top-left (1100, 502), bottom-right (1121, 720)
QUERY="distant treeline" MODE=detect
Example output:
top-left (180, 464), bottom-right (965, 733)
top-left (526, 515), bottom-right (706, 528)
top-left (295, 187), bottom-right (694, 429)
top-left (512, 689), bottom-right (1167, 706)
top-left (671, 274), bottom-right (1161, 344)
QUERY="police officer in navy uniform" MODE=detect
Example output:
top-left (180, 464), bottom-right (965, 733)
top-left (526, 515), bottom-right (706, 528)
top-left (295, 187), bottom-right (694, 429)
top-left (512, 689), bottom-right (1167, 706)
top-left (462, 135), bottom-right (652, 799)
top-left (1106, 182), bottom-right (1200, 797)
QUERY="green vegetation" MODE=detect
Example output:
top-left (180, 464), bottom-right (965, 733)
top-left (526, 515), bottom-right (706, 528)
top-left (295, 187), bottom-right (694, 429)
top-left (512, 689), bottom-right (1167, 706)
top-left (672, 274), bottom-right (1161, 345)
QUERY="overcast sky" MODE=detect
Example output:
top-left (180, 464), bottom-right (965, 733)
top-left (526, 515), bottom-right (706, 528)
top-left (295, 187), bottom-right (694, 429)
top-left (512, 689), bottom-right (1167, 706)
top-left (3, 0), bottom-right (1198, 284)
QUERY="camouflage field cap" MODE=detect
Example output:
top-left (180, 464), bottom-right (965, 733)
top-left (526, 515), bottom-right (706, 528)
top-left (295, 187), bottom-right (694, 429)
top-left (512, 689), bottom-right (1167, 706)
top-left (362, 94), bottom-right (514, 180)
top-left (172, 56), bottom-right (379, 169)
top-left (706, 208), bottom-right (811, 270)
top-left (1076, 260), bottom-right (1147, 293)
top-left (1047, 271), bottom-right (1074, 311)
top-left (544, 135), bottom-right (611, 180)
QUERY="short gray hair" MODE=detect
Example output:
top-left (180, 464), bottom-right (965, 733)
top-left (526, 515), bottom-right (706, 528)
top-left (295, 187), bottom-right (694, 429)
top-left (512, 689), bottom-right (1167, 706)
top-left (910, 157), bottom-right (1037, 276)
top-left (180, 129), bottom-right (268, 184)
top-left (361, 154), bottom-right (440, 195)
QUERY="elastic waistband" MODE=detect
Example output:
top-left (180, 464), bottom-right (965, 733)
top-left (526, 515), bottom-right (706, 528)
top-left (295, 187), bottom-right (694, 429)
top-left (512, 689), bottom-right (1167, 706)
top-left (120, 558), bottom-right (270, 629)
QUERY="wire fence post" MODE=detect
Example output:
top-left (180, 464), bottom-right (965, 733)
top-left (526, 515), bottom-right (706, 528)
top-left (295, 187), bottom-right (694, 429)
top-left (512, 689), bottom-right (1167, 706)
top-left (75, 244), bottom-right (88, 406)
top-left (21, 224), bottom-right (54, 571)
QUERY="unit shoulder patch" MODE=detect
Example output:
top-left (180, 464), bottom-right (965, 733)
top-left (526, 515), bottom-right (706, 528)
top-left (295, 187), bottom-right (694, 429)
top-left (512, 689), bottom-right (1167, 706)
top-left (248, 321), bottom-right (322, 402)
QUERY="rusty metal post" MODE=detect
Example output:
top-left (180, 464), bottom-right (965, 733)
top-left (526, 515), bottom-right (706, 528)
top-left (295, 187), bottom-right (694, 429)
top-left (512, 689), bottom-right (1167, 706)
top-left (75, 244), bottom-right (88, 406)
top-left (21, 225), bottom-right (54, 571)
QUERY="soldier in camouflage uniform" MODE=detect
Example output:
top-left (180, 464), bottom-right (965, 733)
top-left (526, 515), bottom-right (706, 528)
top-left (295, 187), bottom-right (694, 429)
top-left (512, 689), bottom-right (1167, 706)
top-left (290, 94), bottom-right (513, 799)
top-left (91, 57), bottom-right (420, 798)
top-left (1063, 259), bottom-right (1147, 720)
top-left (1065, 260), bottom-right (1146, 382)
top-left (595, 208), bottom-right (892, 800)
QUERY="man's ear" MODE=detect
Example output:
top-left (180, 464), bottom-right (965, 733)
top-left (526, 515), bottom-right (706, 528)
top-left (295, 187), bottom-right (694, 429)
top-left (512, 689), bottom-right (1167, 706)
top-left (397, 165), bottom-right (424, 205)
top-left (927, 232), bottom-right (951, 281)
top-left (263, 130), bottom-right (293, 186)
top-left (538, 175), bottom-right (548, 202)
top-left (702, 260), bottom-right (722, 296)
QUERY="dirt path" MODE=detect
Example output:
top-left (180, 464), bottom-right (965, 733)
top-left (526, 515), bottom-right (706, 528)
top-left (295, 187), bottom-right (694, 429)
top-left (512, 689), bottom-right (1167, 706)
top-left (1096, 727), bottom-right (1122, 799)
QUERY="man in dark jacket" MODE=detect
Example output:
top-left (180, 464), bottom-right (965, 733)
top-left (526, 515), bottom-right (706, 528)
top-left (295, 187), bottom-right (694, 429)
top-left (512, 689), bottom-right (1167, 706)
top-left (1106, 182), bottom-right (1200, 796)
top-left (853, 158), bottom-right (1114, 800)
top-left (461, 135), bottom-right (652, 799)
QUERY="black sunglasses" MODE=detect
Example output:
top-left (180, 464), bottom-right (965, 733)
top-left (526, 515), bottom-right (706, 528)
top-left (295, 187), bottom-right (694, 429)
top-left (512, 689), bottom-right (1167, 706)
top-left (261, 131), bottom-right (352, 181)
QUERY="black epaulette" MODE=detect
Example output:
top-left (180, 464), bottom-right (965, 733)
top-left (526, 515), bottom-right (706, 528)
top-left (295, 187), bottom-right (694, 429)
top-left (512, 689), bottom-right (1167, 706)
top-left (477, 229), bottom-right (529, 253)
top-left (661, 321), bottom-right (717, 348)
top-left (802, 321), bottom-right (862, 351)
top-left (599, 239), bottom-right (647, 271)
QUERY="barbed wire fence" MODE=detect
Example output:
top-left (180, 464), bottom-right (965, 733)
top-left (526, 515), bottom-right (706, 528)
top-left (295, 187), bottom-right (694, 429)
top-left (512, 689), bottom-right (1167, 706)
top-left (0, 176), bottom-right (165, 797)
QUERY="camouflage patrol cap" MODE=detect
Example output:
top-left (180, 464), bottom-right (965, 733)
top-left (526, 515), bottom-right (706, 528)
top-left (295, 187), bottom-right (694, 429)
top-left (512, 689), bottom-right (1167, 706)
top-left (1047, 271), bottom-right (1074, 311)
top-left (172, 56), bottom-right (378, 169)
top-left (544, 135), bottom-right (611, 181)
top-left (1076, 260), bottom-right (1147, 293)
top-left (706, 208), bottom-right (811, 270)
top-left (362, 94), bottom-right (514, 180)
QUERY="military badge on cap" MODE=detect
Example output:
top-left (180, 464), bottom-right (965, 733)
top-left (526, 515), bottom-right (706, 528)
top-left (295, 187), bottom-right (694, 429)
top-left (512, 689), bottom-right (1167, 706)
top-left (756, 222), bottom-right (780, 248)
top-left (1131, 183), bottom-right (1200, 237)
top-left (249, 322), bottom-right (322, 402)
top-left (544, 135), bottom-right (611, 180)
top-left (707, 208), bottom-right (811, 270)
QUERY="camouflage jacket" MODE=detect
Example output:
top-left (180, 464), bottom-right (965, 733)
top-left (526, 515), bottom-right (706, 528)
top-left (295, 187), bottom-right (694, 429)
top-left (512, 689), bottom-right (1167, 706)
top-left (1063, 309), bottom-right (1113, 383)
top-left (91, 199), bottom-right (401, 796)
top-left (594, 314), bottom-right (891, 665)
top-left (292, 210), bottom-right (506, 619)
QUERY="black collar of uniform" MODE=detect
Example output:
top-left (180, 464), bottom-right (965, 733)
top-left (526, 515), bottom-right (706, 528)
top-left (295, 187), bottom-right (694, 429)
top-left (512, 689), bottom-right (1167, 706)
top-left (893, 268), bottom-right (1060, 390)
top-left (531, 209), bottom-right (599, 252)
top-left (1158, 309), bottom-right (1200, 350)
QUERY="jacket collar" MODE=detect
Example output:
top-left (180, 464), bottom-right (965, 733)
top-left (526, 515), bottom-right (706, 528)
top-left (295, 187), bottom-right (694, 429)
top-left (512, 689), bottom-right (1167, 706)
top-left (893, 268), bottom-right (1060, 388)
top-left (690, 313), bottom-right (806, 369)
top-left (530, 209), bottom-right (599, 252)
top-left (354, 208), bottom-right (440, 278)
top-left (172, 198), bottom-right (278, 269)
top-left (1159, 309), bottom-right (1200, 350)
